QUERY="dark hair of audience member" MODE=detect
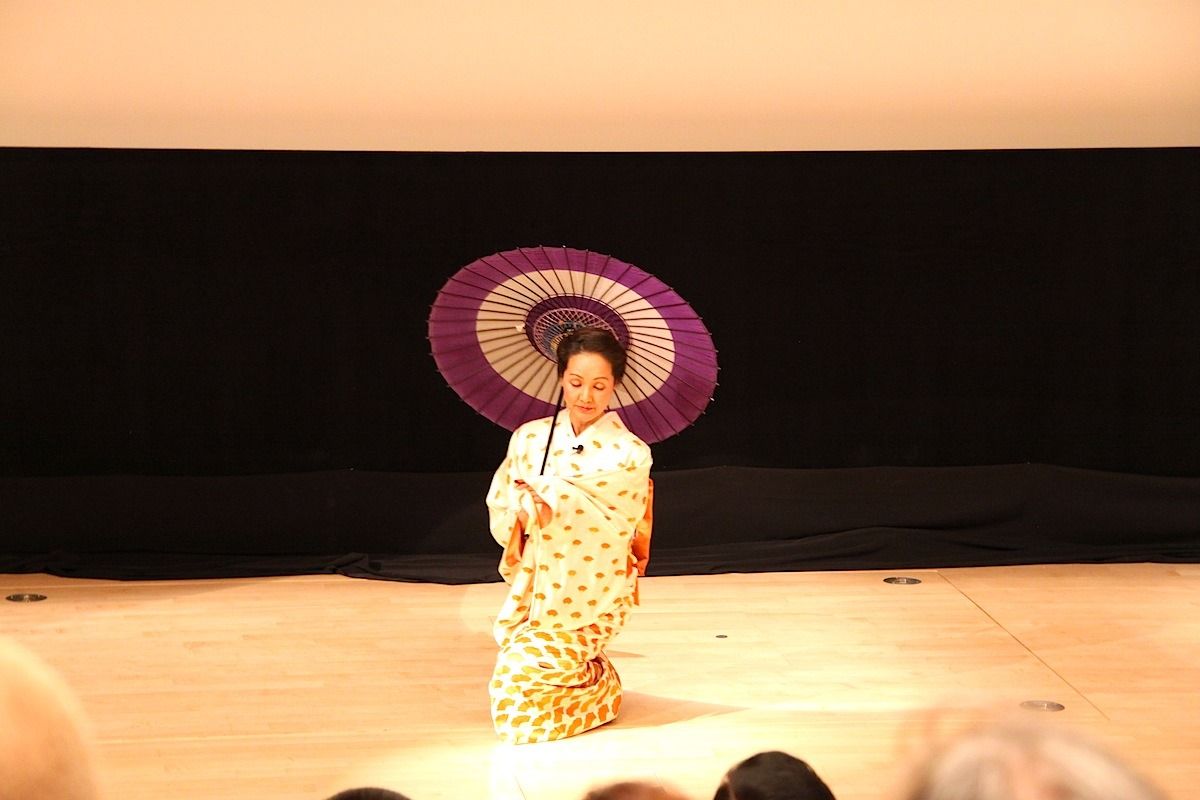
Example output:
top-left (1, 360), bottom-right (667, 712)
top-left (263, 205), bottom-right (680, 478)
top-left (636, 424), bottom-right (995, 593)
top-left (324, 789), bottom-right (413, 800)
top-left (585, 779), bottom-right (692, 800)
top-left (714, 750), bottom-right (835, 800)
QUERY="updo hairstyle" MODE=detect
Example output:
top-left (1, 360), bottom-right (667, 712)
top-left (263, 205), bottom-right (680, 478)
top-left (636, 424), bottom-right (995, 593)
top-left (555, 327), bottom-right (627, 383)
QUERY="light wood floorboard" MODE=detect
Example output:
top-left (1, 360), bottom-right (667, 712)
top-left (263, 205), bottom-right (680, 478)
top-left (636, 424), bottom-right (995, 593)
top-left (2, 563), bottom-right (1196, 799)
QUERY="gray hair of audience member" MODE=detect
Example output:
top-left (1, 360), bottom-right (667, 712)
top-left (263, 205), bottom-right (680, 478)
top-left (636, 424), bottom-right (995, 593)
top-left (713, 750), bottom-right (835, 800)
top-left (0, 636), bottom-right (101, 800)
top-left (325, 790), bottom-right (413, 800)
top-left (585, 780), bottom-right (692, 800)
top-left (901, 720), bottom-right (1167, 800)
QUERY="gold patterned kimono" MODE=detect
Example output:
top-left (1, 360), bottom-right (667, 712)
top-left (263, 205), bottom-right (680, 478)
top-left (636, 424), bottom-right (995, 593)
top-left (486, 410), bottom-right (653, 744)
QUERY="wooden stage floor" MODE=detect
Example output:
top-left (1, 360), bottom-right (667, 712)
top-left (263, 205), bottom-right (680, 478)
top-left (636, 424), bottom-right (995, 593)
top-left (3, 563), bottom-right (1197, 800)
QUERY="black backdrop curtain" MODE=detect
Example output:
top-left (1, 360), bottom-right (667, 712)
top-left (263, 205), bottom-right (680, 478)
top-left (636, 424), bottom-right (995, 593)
top-left (2, 147), bottom-right (1198, 581)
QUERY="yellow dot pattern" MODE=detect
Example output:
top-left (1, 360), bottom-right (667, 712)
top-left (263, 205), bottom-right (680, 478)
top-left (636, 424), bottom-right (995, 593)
top-left (490, 602), bottom-right (631, 744)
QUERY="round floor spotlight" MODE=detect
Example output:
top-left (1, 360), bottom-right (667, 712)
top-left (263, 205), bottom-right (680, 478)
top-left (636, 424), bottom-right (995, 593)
top-left (6, 593), bottom-right (48, 603)
top-left (1021, 700), bottom-right (1065, 712)
top-left (883, 577), bottom-right (922, 585)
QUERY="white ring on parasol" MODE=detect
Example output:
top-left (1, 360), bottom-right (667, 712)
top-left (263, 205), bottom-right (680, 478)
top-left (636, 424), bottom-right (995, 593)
top-left (474, 269), bottom-right (676, 408)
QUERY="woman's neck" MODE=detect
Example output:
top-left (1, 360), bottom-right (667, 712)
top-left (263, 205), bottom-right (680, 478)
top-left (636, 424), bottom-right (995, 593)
top-left (570, 412), bottom-right (603, 437)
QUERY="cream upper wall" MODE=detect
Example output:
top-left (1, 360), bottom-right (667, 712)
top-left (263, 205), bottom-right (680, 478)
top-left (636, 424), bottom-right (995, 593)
top-left (2, 0), bottom-right (1198, 151)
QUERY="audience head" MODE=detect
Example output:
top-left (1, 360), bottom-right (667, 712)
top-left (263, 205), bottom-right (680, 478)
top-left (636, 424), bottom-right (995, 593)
top-left (714, 750), bottom-right (835, 800)
top-left (585, 780), bottom-right (692, 800)
top-left (900, 719), bottom-right (1166, 800)
top-left (325, 790), bottom-right (413, 800)
top-left (0, 636), bottom-right (101, 800)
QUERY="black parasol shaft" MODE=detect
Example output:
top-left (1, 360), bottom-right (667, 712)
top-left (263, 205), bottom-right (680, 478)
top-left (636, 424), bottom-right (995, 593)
top-left (538, 388), bottom-right (564, 476)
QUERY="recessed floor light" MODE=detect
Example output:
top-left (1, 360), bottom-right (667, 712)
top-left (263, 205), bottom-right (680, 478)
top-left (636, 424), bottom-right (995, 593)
top-left (6, 593), bottom-right (47, 603)
top-left (1021, 700), bottom-right (1065, 712)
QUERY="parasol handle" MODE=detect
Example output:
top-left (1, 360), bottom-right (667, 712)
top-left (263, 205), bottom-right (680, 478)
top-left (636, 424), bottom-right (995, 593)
top-left (538, 388), bottom-right (564, 476)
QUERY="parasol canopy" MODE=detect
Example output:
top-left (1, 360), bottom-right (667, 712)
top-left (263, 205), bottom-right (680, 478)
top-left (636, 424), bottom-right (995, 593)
top-left (428, 246), bottom-right (717, 444)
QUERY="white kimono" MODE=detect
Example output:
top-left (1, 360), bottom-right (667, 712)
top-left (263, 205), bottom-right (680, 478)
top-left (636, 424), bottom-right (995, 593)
top-left (486, 410), bottom-right (653, 743)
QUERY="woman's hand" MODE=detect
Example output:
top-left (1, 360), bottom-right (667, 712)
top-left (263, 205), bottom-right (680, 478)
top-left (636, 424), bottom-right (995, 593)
top-left (515, 480), bottom-right (553, 528)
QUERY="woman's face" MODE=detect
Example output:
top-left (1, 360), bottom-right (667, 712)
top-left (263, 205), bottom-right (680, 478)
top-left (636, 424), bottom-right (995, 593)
top-left (561, 351), bottom-right (617, 432)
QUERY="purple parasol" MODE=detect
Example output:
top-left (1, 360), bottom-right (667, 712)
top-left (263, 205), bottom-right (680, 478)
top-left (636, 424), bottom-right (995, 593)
top-left (428, 246), bottom-right (717, 444)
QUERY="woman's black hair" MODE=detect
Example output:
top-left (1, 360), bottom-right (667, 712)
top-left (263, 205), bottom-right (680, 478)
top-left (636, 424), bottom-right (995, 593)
top-left (555, 326), bottom-right (627, 382)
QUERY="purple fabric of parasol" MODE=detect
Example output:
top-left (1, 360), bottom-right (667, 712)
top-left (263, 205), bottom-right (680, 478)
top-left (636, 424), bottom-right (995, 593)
top-left (428, 246), bottom-right (717, 443)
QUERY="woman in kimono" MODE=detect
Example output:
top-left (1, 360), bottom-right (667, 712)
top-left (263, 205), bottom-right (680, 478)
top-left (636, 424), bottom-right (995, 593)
top-left (486, 327), bottom-right (653, 744)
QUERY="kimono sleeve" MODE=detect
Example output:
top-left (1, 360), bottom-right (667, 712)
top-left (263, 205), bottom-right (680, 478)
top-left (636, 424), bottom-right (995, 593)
top-left (486, 429), bottom-right (528, 548)
top-left (627, 437), bottom-right (654, 575)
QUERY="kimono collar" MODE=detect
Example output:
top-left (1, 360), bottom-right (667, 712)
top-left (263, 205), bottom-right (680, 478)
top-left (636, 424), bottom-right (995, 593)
top-left (556, 409), bottom-right (622, 442)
